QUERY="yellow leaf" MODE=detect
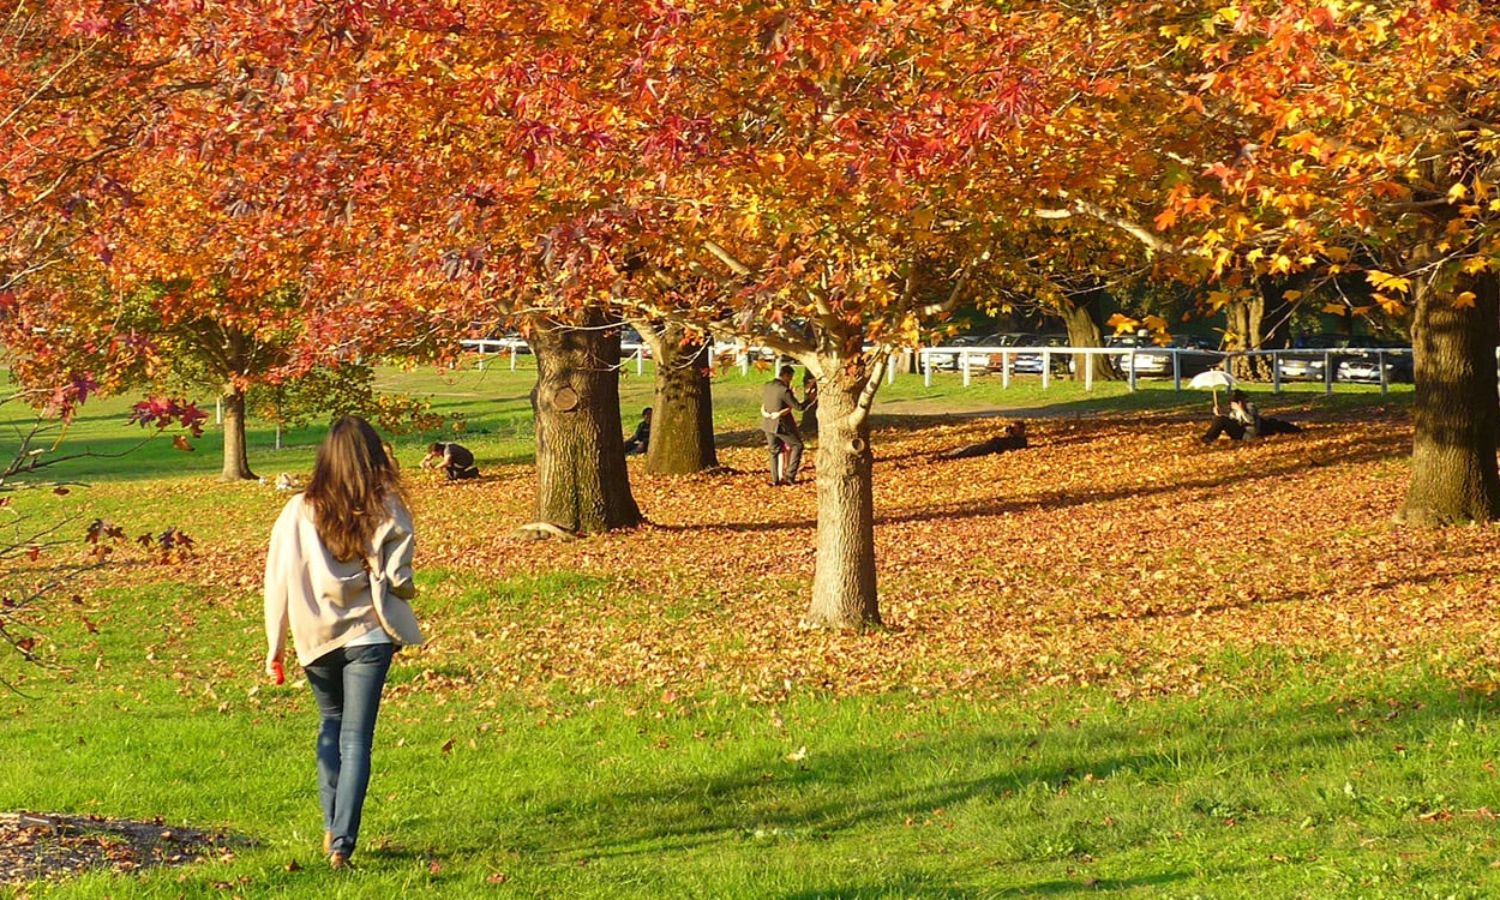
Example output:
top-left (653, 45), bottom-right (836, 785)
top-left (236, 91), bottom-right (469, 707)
top-left (1454, 291), bottom-right (1478, 309)
top-left (1366, 270), bottom-right (1411, 293)
top-left (1322, 302), bottom-right (1348, 316)
top-left (1282, 290), bottom-right (1304, 302)
top-left (1448, 182), bottom-right (1469, 203)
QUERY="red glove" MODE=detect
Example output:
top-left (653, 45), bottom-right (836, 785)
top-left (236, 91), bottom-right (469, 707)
top-left (272, 659), bottom-right (286, 685)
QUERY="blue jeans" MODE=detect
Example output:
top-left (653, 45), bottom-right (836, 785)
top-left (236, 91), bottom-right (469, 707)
top-left (303, 643), bottom-right (394, 857)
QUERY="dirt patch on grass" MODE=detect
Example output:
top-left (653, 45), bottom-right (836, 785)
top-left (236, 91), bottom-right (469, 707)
top-left (0, 812), bottom-right (237, 890)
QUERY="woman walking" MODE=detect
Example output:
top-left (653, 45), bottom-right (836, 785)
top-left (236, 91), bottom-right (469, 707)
top-left (264, 416), bottom-right (423, 869)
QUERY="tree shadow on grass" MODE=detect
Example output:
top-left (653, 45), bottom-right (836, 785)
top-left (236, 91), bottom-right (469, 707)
top-left (501, 681), bottom-right (1492, 893)
top-left (882, 432), bottom-right (1404, 529)
top-left (774, 870), bottom-right (1199, 898)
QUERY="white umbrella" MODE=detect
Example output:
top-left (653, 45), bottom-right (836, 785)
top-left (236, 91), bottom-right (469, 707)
top-left (1188, 369), bottom-right (1236, 404)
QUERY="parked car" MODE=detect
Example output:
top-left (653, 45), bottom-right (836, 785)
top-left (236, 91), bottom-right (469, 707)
top-left (927, 332), bottom-right (1005, 370)
top-left (1010, 333), bottom-right (1073, 375)
top-left (1276, 334), bottom-right (1366, 382)
top-left (975, 333), bottom-right (1034, 370)
top-left (1337, 340), bottom-right (1414, 383)
top-left (1098, 333), bottom-right (1151, 376)
top-left (1116, 335), bottom-right (1221, 380)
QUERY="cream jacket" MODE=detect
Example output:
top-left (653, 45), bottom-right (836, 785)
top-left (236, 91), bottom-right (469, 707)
top-left (264, 493), bottom-right (423, 669)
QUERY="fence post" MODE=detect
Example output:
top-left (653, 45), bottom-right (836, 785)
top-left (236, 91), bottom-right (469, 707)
top-left (740, 347), bottom-right (749, 377)
top-left (636, 347), bottom-right (645, 376)
top-left (1378, 349), bottom-right (1388, 395)
top-left (216, 398), bottom-right (223, 425)
top-left (962, 351), bottom-right (971, 388)
top-left (1084, 350), bottom-right (1094, 392)
top-left (923, 350), bottom-right (932, 387)
top-left (1324, 351), bottom-right (1333, 395)
top-left (1172, 351), bottom-right (1182, 392)
top-left (1272, 352), bottom-right (1281, 393)
top-left (1041, 350), bottom-right (1051, 390)
top-left (887, 352), bottom-right (896, 385)
top-left (1002, 352), bottom-right (1011, 389)
top-left (275, 422), bottom-right (283, 451)
top-left (1128, 351), bottom-right (1138, 392)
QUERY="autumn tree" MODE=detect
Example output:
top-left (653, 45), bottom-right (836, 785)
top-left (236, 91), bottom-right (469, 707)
top-left (484, 3), bottom-right (1088, 626)
top-left (289, 1), bottom-right (1126, 623)
top-left (1125, 1), bottom-right (1500, 524)
top-left (1018, 1), bottom-right (1500, 525)
top-left (1, 2), bottom-right (445, 482)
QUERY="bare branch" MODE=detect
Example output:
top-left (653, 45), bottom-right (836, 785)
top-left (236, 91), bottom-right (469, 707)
top-left (1034, 199), bottom-right (1181, 257)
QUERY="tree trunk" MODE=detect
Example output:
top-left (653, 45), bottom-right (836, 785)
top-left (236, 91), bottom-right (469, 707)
top-left (219, 387), bottom-right (255, 482)
top-left (1396, 273), bottom-right (1500, 525)
top-left (1060, 301), bottom-right (1116, 382)
top-left (528, 314), bottom-right (642, 534)
top-left (643, 325), bottom-right (718, 475)
top-left (1225, 295), bottom-right (1267, 379)
top-left (804, 359), bottom-right (880, 629)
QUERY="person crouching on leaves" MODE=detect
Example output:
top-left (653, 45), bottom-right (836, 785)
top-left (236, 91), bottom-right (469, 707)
top-left (623, 407), bottom-right (652, 455)
top-left (420, 440), bottom-right (479, 480)
top-left (264, 416), bottom-right (423, 870)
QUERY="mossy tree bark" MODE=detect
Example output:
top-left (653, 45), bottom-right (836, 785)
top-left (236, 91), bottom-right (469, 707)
top-left (640, 323), bottom-right (718, 475)
top-left (529, 313), bottom-right (642, 533)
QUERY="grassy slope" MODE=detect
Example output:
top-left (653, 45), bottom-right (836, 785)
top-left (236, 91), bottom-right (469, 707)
top-left (9, 364), bottom-right (1485, 898)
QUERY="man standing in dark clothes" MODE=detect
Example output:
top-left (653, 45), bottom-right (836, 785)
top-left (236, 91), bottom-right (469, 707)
top-left (761, 365), bottom-right (805, 485)
top-left (421, 441), bottom-right (480, 480)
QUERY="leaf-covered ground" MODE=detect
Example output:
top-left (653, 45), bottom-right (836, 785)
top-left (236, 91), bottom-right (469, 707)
top-left (25, 394), bottom-right (1499, 705)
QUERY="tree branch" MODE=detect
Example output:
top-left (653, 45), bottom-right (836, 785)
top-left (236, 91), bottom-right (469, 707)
top-left (1034, 198), bottom-right (1180, 257)
top-left (701, 240), bottom-right (753, 277)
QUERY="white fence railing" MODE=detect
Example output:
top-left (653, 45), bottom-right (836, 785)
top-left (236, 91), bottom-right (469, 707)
top-left (918, 345), bottom-right (1420, 394)
top-left (460, 338), bottom-right (1430, 395)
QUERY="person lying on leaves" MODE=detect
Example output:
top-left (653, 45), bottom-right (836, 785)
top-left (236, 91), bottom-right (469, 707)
top-left (935, 421), bottom-right (1028, 461)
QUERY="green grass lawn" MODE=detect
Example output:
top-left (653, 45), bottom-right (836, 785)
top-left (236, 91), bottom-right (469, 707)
top-left (5, 359), bottom-right (1412, 485)
top-left (4, 574), bottom-right (1500, 897)
top-left (6, 361), bottom-right (1473, 898)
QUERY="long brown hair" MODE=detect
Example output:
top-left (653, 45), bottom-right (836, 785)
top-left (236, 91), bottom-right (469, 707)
top-left (304, 416), bottom-right (404, 562)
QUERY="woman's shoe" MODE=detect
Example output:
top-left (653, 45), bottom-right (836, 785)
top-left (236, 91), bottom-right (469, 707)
top-left (329, 851), bottom-right (350, 870)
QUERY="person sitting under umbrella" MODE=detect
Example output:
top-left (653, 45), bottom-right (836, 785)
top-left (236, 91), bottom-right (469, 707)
top-left (1202, 390), bottom-right (1301, 443)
